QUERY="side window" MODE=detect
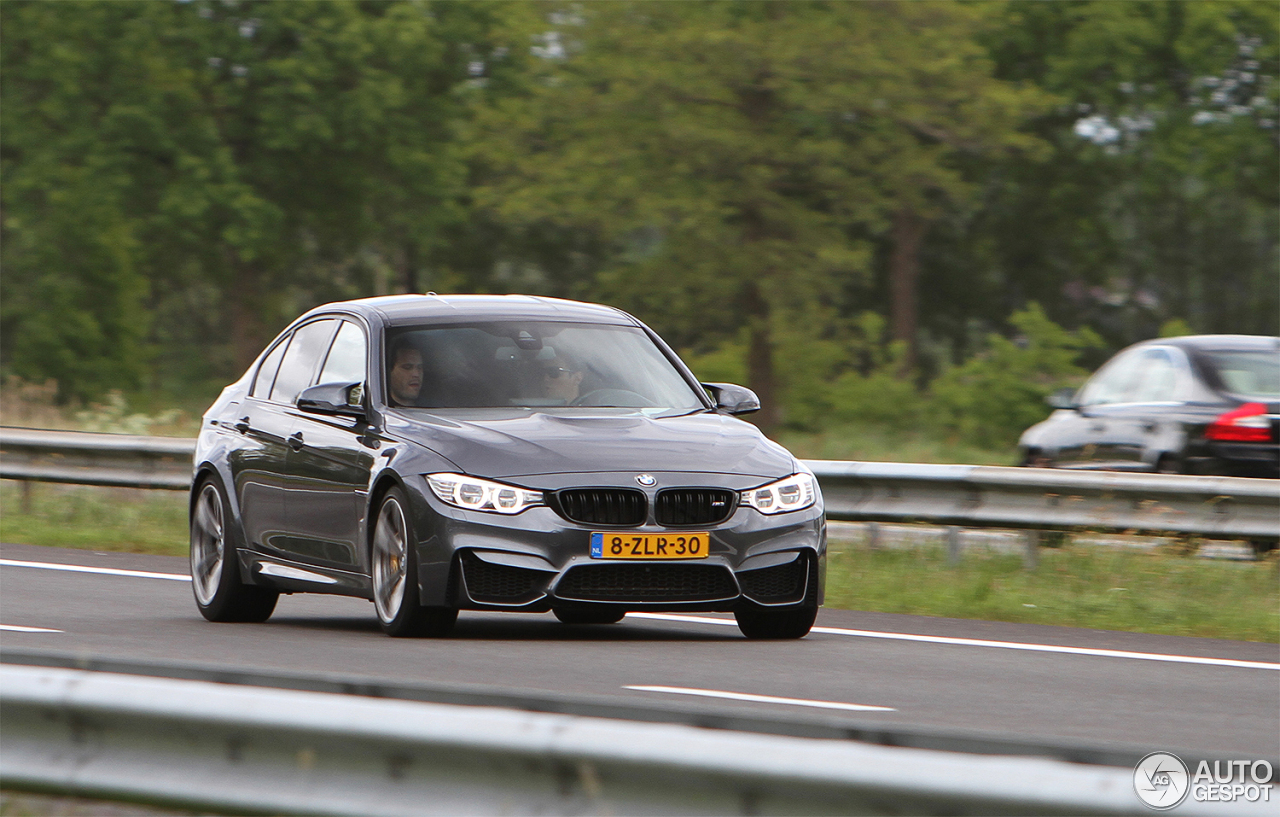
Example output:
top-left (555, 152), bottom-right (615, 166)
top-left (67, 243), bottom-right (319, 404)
top-left (270, 319), bottom-right (338, 405)
top-left (251, 337), bottom-right (289, 398)
top-left (1078, 350), bottom-right (1143, 406)
top-left (318, 321), bottom-right (368, 386)
top-left (1129, 349), bottom-right (1179, 403)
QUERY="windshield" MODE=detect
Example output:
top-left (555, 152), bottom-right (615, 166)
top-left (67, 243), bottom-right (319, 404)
top-left (384, 321), bottom-right (706, 411)
top-left (1203, 350), bottom-right (1280, 400)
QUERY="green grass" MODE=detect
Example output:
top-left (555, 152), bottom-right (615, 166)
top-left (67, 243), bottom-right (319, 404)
top-left (0, 481), bottom-right (190, 557)
top-left (4, 480), bottom-right (1276, 643)
top-left (774, 421), bottom-right (1015, 465)
top-left (825, 544), bottom-right (1280, 643)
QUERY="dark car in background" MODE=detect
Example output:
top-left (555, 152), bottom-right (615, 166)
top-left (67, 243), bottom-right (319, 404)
top-left (190, 295), bottom-right (825, 639)
top-left (1019, 335), bottom-right (1279, 478)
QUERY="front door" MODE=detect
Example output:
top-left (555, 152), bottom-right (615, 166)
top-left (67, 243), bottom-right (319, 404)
top-left (283, 320), bottom-right (376, 569)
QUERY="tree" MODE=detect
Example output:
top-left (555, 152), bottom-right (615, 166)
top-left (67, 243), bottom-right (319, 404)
top-left (965, 0), bottom-right (1279, 349)
top-left (2, 0), bottom-right (489, 398)
top-left (472, 1), bottom-right (1047, 428)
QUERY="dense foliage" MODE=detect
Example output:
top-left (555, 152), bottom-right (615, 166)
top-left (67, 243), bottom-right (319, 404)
top-left (2, 1), bottom-right (1276, 449)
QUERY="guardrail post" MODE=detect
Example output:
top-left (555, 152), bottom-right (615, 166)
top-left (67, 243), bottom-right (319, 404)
top-left (865, 521), bottom-right (881, 550)
top-left (1024, 530), bottom-right (1039, 571)
top-left (21, 480), bottom-right (33, 514)
top-left (946, 526), bottom-right (961, 566)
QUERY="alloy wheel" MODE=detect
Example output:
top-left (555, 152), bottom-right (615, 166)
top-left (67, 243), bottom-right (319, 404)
top-left (372, 497), bottom-right (409, 623)
top-left (190, 483), bottom-right (225, 606)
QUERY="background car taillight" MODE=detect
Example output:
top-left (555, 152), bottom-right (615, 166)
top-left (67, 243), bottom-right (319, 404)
top-left (1205, 402), bottom-right (1273, 442)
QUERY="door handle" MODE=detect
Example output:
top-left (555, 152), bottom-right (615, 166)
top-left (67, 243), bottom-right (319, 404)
top-left (1090, 424), bottom-right (1106, 433)
top-left (288, 431), bottom-right (305, 451)
top-left (234, 417), bottom-right (251, 433)
top-left (1143, 422), bottom-right (1157, 433)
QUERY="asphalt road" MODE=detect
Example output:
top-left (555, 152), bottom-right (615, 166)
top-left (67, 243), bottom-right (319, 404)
top-left (2, 542), bottom-right (1276, 763)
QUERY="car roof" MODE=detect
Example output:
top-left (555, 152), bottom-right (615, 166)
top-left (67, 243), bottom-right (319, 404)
top-left (1138, 334), bottom-right (1280, 353)
top-left (301, 294), bottom-right (639, 327)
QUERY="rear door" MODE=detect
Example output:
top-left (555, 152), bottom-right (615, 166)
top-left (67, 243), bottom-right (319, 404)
top-left (230, 333), bottom-right (296, 552)
top-left (1062, 348), bottom-right (1145, 468)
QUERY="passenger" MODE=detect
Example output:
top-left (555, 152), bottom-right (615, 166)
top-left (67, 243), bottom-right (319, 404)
top-left (542, 353), bottom-right (585, 404)
top-left (387, 339), bottom-right (424, 407)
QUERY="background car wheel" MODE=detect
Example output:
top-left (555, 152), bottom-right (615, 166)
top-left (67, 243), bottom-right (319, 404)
top-left (190, 478), bottom-right (278, 623)
top-left (734, 602), bottom-right (818, 639)
top-left (1155, 454), bottom-right (1184, 474)
top-left (372, 487), bottom-right (457, 638)
top-left (553, 607), bottom-right (626, 625)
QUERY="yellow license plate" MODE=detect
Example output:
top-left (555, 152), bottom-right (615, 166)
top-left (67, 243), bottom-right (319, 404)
top-left (590, 532), bottom-right (709, 560)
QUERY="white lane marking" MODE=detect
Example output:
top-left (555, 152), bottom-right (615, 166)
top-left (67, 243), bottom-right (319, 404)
top-left (0, 624), bottom-right (63, 633)
top-left (0, 559), bottom-right (191, 582)
top-left (626, 613), bottom-right (1280, 672)
top-left (625, 685), bottom-right (896, 712)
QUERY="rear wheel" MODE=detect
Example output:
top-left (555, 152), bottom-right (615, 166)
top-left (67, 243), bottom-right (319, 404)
top-left (734, 602), bottom-right (818, 639)
top-left (372, 487), bottom-right (456, 638)
top-left (190, 479), bottom-right (278, 623)
top-left (553, 607), bottom-right (626, 625)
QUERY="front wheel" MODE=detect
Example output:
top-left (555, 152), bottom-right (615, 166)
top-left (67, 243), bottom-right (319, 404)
top-left (734, 602), bottom-right (817, 639)
top-left (371, 487), bottom-right (457, 638)
top-left (190, 479), bottom-right (278, 623)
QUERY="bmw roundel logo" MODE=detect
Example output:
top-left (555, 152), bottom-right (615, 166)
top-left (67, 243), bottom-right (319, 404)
top-left (635, 474), bottom-right (656, 487)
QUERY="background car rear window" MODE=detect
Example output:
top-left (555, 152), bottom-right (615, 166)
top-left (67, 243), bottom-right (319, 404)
top-left (270, 319), bottom-right (338, 404)
top-left (1205, 350), bottom-right (1280, 399)
top-left (318, 321), bottom-right (367, 385)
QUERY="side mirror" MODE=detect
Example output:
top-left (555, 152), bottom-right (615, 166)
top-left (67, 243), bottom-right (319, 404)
top-left (1047, 386), bottom-right (1078, 410)
top-left (701, 382), bottom-right (761, 415)
top-left (298, 382), bottom-right (367, 419)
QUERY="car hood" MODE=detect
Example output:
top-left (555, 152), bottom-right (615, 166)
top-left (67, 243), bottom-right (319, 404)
top-left (382, 408), bottom-right (796, 479)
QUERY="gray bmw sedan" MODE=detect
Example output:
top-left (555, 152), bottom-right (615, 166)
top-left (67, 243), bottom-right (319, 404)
top-left (191, 295), bottom-right (825, 638)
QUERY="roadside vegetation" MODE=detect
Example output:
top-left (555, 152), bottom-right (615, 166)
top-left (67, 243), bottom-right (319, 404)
top-left (825, 543), bottom-right (1280, 644)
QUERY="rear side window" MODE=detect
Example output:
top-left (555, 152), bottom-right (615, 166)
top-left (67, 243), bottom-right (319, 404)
top-left (251, 339), bottom-right (289, 398)
top-left (318, 321), bottom-right (368, 386)
top-left (1078, 349), bottom-right (1144, 406)
top-left (1128, 349), bottom-right (1181, 403)
top-left (270, 319), bottom-right (338, 404)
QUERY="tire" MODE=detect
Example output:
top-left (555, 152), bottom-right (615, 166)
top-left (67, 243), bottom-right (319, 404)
top-left (553, 607), bottom-right (626, 625)
top-left (1155, 454), bottom-right (1184, 475)
top-left (734, 602), bottom-right (818, 639)
top-left (190, 478), bottom-right (278, 623)
top-left (371, 487), bottom-right (457, 638)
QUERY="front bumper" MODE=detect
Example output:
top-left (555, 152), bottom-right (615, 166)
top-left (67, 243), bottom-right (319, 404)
top-left (407, 473), bottom-right (826, 612)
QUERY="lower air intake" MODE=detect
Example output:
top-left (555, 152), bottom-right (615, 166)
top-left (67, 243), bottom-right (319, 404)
top-left (555, 563), bottom-right (737, 602)
top-left (738, 557), bottom-right (807, 604)
top-left (460, 552), bottom-right (547, 604)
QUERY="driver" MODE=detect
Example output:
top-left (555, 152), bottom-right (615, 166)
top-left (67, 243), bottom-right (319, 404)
top-left (387, 339), bottom-right (423, 406)
top-left (542, 353), bottom-right (584, 404)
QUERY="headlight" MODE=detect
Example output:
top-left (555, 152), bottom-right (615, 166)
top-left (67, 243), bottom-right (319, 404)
top-left (426, 473), bottom-right (544, 515)
top-left (740, 473), bottom-right (816, 515)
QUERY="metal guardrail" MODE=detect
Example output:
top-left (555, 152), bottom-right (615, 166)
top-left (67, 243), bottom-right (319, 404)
top-left (1, 427), bottom-right (1277, 540)
top-left (808, 460), bottom-right (1280, 541)
top-left (2, 663), bottom-right (1211, 817)
top-left (0, 427), bottom-right (193, 490)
